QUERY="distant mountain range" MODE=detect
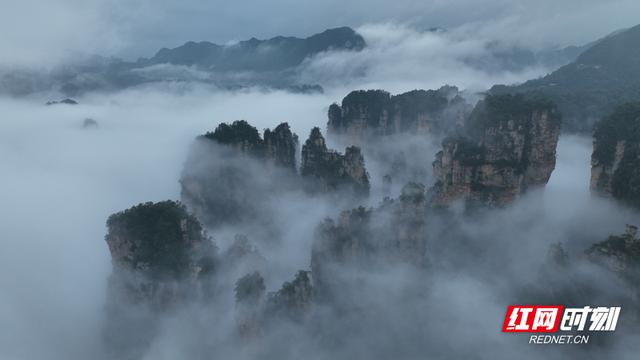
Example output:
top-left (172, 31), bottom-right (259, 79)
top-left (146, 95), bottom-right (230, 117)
top-left (140, 27), bottom-right (365, 71)
top-left (492, 24), bottom-right (640, 132)
top-left (2, 23), bottom-right (636, 107)
top-left (465, 41), bottom-right (590, 74)
top-left (0, 27), bottom-right (366, 96)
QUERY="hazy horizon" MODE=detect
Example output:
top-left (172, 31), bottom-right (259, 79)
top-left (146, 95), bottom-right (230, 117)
top-left (2, 2), bottom-right (640, 359)
top-left (2, 0), bottom-right (640, 66)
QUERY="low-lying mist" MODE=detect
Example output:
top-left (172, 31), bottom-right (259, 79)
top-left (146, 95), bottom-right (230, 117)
top-left (0, 87), bottom-right (332, 359)
top-left (299, 23), bottom-right (551, 93)
top-left (1, 83), bottom-right (639, 360)
top-left (1, 21), bottom-right (556, 99)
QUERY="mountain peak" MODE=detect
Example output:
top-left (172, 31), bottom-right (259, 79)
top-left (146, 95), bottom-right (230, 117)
top-left (140, 26), bottom-right (365, 71)
top-left (491, 22), bottom-right (640, 133)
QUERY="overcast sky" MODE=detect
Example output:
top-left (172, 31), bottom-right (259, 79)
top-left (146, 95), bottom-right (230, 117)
top-left (2, 0), bottom-right (640, 66)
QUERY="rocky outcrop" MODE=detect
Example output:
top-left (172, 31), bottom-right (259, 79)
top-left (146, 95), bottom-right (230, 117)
top-left (586, 225), bottom-right (640, 275)
top-left (201, 120), bottom-right (298, 169)
top-left (264, 123), bottom-right (299, 169)
top-left (235, 272), bottom-right (266, 306)
top-left (327, 86), bottom-right (471, 141)
top-left (585, 225), bottom-right (640, 320)
top-left (181, 120), bottom-right (370, 229)
top-left (300, 127), bottom-right (369, 195)
top-left (105, 200), bottom-right (216, 282)
top-left (103, 200), bottom-right (217, 357)
top-left (590, 103), bottom-right (640, 209)
top-left (201, 120), bottom-right (264, 156)
top-left (265, 271), bottom-right (313, 322)
top-left (234, 272), bottom-right (266, 337)
top-left (394, 182), bottom-right (429, 264)
top-left (234, 270), bottom-right (312, 336)
top-left (311, 206), bottom-right (373, 302)
top-left (180, 120), bottom-right (298, 227)
top-left (430, 94), bottom-right (561, 207)
top-left (311, 182), bottom-right (427, 301)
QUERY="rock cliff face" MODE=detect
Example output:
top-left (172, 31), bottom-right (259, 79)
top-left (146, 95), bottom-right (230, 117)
top-left (394, 182), bottom-right (429, 264)
top-left (311, 182), bottom-right (427, 301)
top-left (104, 201), bottom-right (216, 357)
top-left (234, 270), bottom-right (313, 336)
top-left (202, 120), bottom-right (298, 169)
top-left (327, 86), bottom-right (470, 141)
top-left (300, 127), bottom-right (370, 195)
top-left (234, 272), bottom-right (266, 337)
top-left (586, 225), bottom-right (640, 275)
top-left (430, 94), bottom-right (561, 207)
top-left (590, 103), bottom-right (640, 209)
top-left (180, 120), bottom-right (298, 227)
top-left (264, 123), bottom-right (299, 169)
top-left (265, 270), bottom-right (313, 322)
top-left (105, 200), bottom-right (216, 283)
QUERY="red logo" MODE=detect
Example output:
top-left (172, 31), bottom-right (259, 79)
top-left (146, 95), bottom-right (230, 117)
top-left (502, 305), bottom-right (564, 332)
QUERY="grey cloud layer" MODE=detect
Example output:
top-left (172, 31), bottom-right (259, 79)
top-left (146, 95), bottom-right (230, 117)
top-left (1, 2), bottom-right (640, 358)
top-left (2, 0), bottom-right (640, 66)
top-left (1, 86), bottom-right (639, 359)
